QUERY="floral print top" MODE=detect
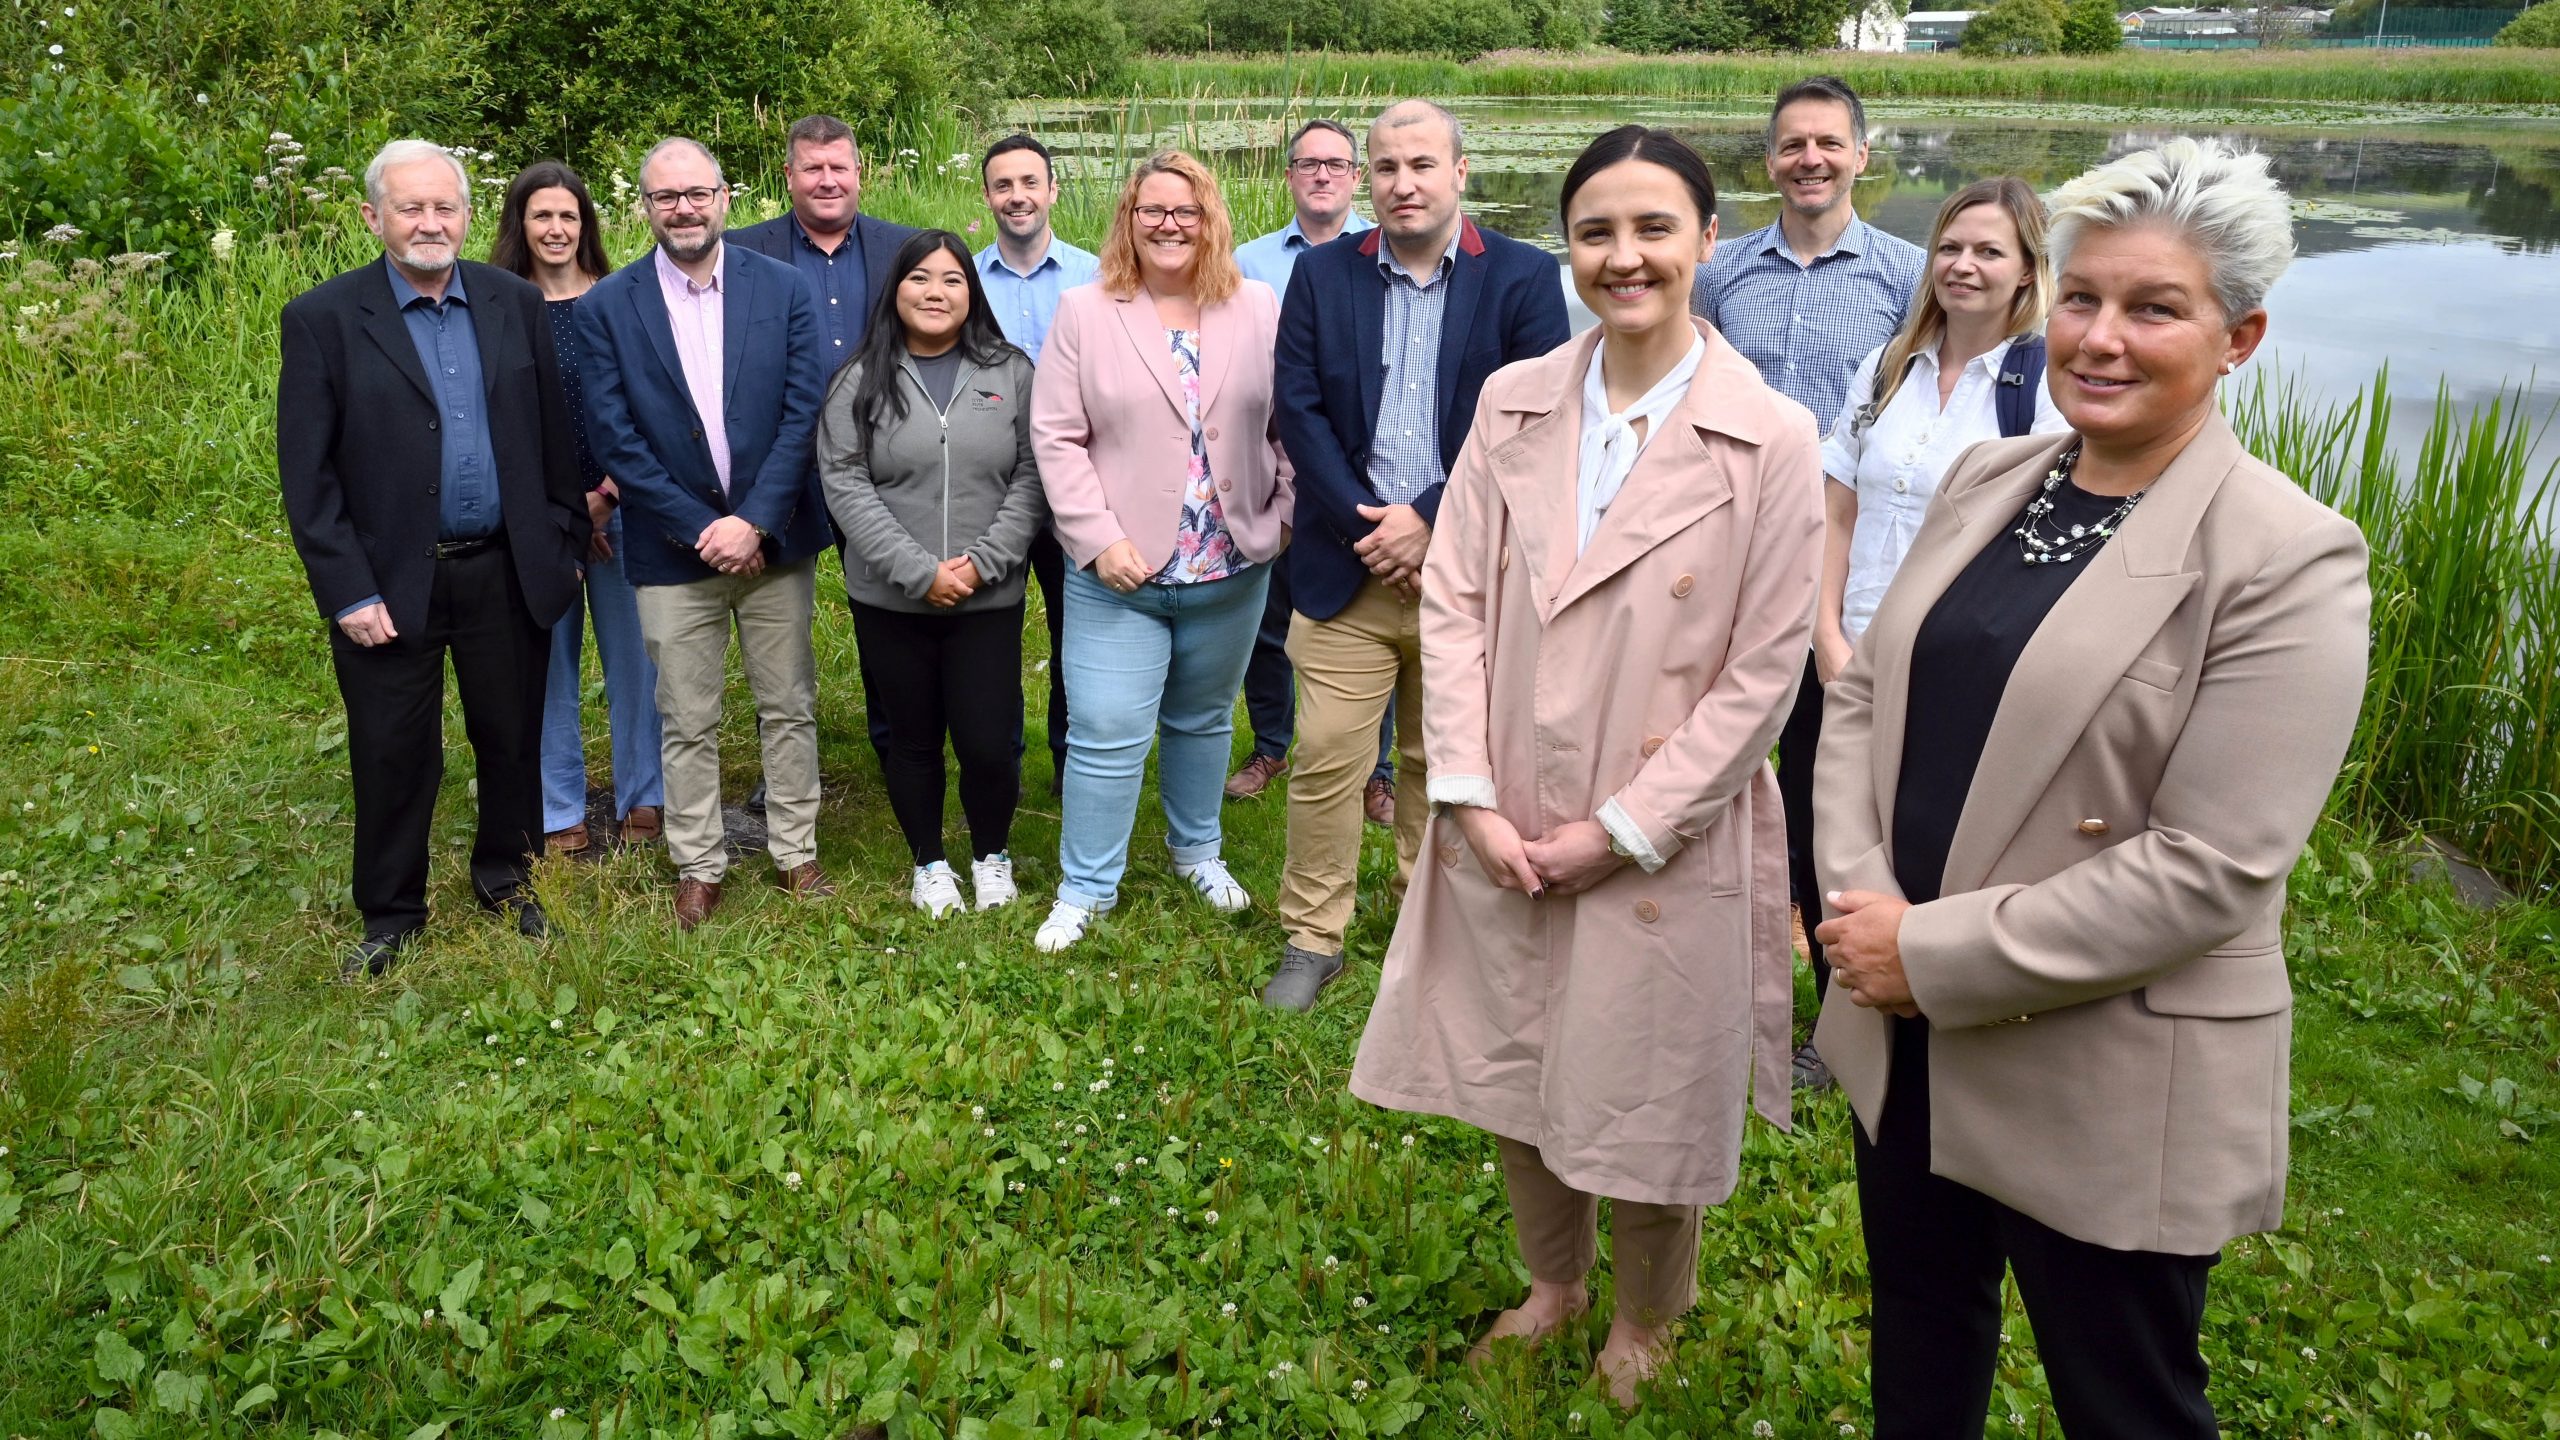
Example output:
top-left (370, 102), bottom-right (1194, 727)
top-left (1148, 327), bottom-right (1244, 586)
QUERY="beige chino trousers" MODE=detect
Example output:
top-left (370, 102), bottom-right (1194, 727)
top-left (1499, 1136), bottom-right (1702, 1328)
top-left (633, 559), bottom-right (821, 883)
top-left (1277, 577), bottom-right (1429, 956)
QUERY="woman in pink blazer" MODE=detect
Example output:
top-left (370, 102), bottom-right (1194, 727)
top-left (1028, 150), bottom-right (1294, 953)
top-left (1349, 127), bottom-right (1822, 1407)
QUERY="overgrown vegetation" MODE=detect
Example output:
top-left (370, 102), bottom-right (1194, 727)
top-left (2499, 0), bottom-right (2560, 44)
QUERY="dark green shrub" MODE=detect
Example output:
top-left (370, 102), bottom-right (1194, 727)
top-left (2060, 0), bottom-right (2127, 50)
top-left (1000, 0), bottom-right (1137, 94)
top-left (2495, 0), bottom-right (2560, 44)
top-left (0, 75), bottom-right (225, 265)
top-left (1960, 0), bottom-right (2066, 54)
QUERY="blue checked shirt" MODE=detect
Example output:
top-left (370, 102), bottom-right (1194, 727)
top-left (975, 235), bottom-right (1099, 365)
top-left (1689, 215), bottom-right (1924, 426)
top-left (1369, 228), bottom-right (1461, 508)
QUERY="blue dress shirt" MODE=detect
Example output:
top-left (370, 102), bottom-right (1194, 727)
top-left (975, 234), bottom-right (1099, 365)
top-left (784, 214), bottom-right (869, 375)
top-left (340, 260), bottom-right (500, 620)
top-left (1688, 214), bottom-right (1924, 425)
top-left (1234, 211), bottom-right (1376, 302)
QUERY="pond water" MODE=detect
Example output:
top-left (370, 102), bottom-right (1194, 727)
top-left (1026, 96), bottom-right (2560, 492)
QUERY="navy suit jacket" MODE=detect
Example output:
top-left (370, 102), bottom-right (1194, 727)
top-left (729, 211), bottom-right (920, 361)
top-left (1274, 217), bottom-right (1571, 622)
top-left (574, 244), bottom-right (830, 586)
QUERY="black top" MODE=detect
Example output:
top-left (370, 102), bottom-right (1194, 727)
top-left (1891, 478), bottom-right (2129, 905)
top-left (544, 296), bottom-right (605, 490)
top-left (909, 346), bottom-right (963, 413)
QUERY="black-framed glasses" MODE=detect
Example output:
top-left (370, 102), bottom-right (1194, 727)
top-left (1134, 204), bottom-right (1205, 228)
top-left (643, 185), bottom-right (726, 212)
top-left (1287, 157), bottom-right (1356, 177)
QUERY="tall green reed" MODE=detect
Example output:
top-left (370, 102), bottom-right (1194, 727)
top-left (2231, 368), bottom-right (2559, 889)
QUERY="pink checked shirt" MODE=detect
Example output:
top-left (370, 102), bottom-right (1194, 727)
top-left (653, 244), bottom-right (731, 495)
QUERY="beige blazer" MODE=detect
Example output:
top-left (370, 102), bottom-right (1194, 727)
top-left (1029, 280), bottom-right (1294, 570)
top-left (1351, 322), bottom-right (1823, 1208)
top-left (1812, 413), bottom-right (2370, 1255)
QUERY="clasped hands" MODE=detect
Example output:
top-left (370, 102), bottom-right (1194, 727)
top-left (1449, 808), bottom-right (1624, 900)
top-left (696, 516), bottom-right (765, 577)
top-left (1815, 889), bottom-right (1920, 1017)
top-left (1354, 503), bottom-right (1429, 599)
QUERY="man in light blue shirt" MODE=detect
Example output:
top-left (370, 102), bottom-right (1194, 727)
top-left (975, 132), bottom-right (1097, 791)
top-left (975, 133), bottom-right (1098, 366)
top-left (1690, 75), bottom-right (1924, 1093)
top-left (1225, 118), bottom-right (1392, 818)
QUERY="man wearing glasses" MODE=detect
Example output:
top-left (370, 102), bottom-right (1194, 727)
top-left (575, 137), bottom-right (835, 931)
top-left (1225, 119), bottom-right (1395, 819)
top-left (1259, 101), bottom-right (1571, 1011)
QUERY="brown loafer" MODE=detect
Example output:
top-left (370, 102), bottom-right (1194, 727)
top-left (778, 859), bottom-right (836, 898)
top-left (545, 822), bottom-right (591, 857)
top-left (1364, 775), bottom-right (1396, 828)
top-left (618, 805), bottom-right (663, 846)
top-left (1224, 752), bottom-right (1287, 800)
top-left (673, 878), bottom-right (722, 931)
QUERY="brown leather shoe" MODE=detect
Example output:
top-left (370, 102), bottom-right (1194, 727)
top-left (1224, 752), bottom-right (1288, 800)
top-left (673, 878), bottom-right (722, 931)
top-left (545, 822), bottom-right (591, 857)
top-left (618, 805), bottom-right (663, 846)
top-left (1364, 775), bottom-right (1396, 828)
top-left (778, 859), bottom-right (837, 898)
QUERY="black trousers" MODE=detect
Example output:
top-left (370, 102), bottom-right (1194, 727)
top-left (328, 544), bottom-right (547, 938)
top-left (1856, 1017), bottom-right (2220, 1440)
top-left (1024, 529), bottom-right (1070, 777)
top-left (849, 599), bottom-right (1024, 866)
top-left (1780, 651), bottom-right (1828, 993)
top-left (1241, 558), bottom-right (1395, 779)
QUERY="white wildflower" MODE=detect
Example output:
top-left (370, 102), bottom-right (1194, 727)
top-left (42, 223), bottom-right (83, 244)
top-left (1323, 1255), bottom-right (1339, 1269)
top-left (783, 1171), bottom-right (803, 1190)
top-left (1203, 1210), bottom-right (1219, 1224)
top-left (549, 1017), bottom-right (564, 1030)
top-left (1755, 1424), bottom-right (1777, 1438)
top-left (971, 1105), bottom-right (986, 1120)
top-left (1220, 1301), bottom-right (1236, 1316)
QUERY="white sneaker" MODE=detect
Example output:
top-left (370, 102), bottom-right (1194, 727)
top-left (971, 853), bottom-right (1018, 911)
top-left (1034, 898), bottom-right (1099, 953)
top-left (910, 862), bottom-right (966, 919)
top-left (1176, 856), bottom-right (1252, 913)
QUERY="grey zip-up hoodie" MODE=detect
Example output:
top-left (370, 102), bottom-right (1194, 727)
top-left (816, 346), bottom-right (1048, 614)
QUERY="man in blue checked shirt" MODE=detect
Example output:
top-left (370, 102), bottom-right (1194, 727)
top-left (1691, 74), bottom-right (1924, 1094)
top-left (976, 132), bottom-right (1099, 793)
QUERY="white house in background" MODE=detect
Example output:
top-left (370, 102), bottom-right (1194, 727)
top-left (1903, 10), bottom-right (1981, 47)
top-left (1839, 0), bottom-right (1910, 49)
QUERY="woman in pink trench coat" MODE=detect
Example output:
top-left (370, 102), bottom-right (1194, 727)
top-left (1349, 128), bottom-right (1822, 1406)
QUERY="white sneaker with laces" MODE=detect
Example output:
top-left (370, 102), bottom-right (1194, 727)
top-left (910, 861), bottom-right (966, 919)
top-left (1034, 897), bottom-right (1099, 953)
top-left (1176, 855), bottom-right (1252, 913)
top-left (971, 853), bottom-right (1018, 911)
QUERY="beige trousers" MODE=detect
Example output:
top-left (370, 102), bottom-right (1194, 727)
top-left (1277, 577), bottom-right (1428, 955)
top-left (633, 559), bottom-right (820, 882)
top-left (1498, 1136), bottom-right (1701, 1327)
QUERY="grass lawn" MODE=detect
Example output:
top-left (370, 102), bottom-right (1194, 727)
top-left (1, 510), bottom-right (2555, 1439)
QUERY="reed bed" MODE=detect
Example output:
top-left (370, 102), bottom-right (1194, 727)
top-left (1133, 47), bottom-right (2560, 106)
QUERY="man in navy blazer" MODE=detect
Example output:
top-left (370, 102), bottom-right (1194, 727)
top-left (1262, 100), bottom-right (1572, 1011)
top-left (575, 136), bottom-right (834, 931)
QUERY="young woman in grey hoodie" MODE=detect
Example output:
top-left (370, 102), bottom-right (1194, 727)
top-left (818, 229), bottom-right (1049, 918)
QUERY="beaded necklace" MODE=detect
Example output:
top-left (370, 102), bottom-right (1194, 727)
top-left (2014, 444), bottom-right (2147, 566)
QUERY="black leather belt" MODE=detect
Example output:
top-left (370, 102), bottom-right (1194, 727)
top-left (432, 534), bottom-right (504, 560)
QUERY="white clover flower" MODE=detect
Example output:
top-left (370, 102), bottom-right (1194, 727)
top-left (350, 1109), bottom-right (365, 1120)
top-left (1377, 1323), bottom-right (1390, 1333)
top-left (1482, 1161), bottom-right (1496, 1174)
top-left (550, 1408), bottom-right (567, 1420)
top-left (47, 43), bottom-right (62, 55)
top-left (193, 92), bottom-right (208, 105)
top-left (1352, 1379), bottom-right (1368, 1394)
top-left (784, 1171), bottom-right (803, 1190)
top-left (1401, 1134), bottom-right (1415, 1147)
top-left (1275, 1360), bottom-right (1293, 1373)
top-left (1101, 1057), bottom-right (1114, 1069)
top-left (550, 1017), bottom-right (564, 1030)
top-left (486, 1034), bottom-right (499, 1045)
top-left (421, 1308), bottom-right (436, 1322)
top-left (1115, 1161), bottom-right (1128, 1174)
top-left (691, 1027), bottom-right (704, 1037)
top-left (1220, 1301), bottom-right (1236, 1316)
top-left (1167, 1206), bottom-right (1181, 1218)
top-left (513, 1056), bottom-right (528, 1067)
top-left (2301, 1346), bottom-right (2316, 1360)
top-left (1323, 1254), bottom-right (1339, 1269)
top-left (1203, 1210), bottom-right (1219, 1224)
top-left (1352, 1295), bottom-right (1368, 1309)
top-left (1052, 1081), bottom-right (1065, 1093)
top-left (1132, 1044), bottom-right (1145, 1054)
top-left (1108, 1194), bottom-right (1122, 1205)
top-left (971, 1105), bottom-right (986, 1120)
top-left (1074, 1123), bottom-right (1087, 1135)
top-left (1755, 1424), bottom-right (1776, 1438)
top-left (377, 1048), bottom-right (390, 1059)
top-left (982, 1127), bottom-right (995, 1138)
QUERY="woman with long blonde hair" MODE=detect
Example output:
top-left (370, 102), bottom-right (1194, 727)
top-left (1027, 149), bottom-right (1295, 952)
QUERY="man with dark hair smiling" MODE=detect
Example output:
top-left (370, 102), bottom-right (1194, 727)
top-left (1691, 74), bottom-right (1924, 1092)
top-left (975, 131), bottom-right (1098, 794)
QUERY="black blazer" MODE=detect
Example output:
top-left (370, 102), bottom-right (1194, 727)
top-left (1273, 218), bottom-right (1571, 622)
top-left (277, 258), bottom-right (587, 633)
top-left (728, 211), bottom-right (921, 356)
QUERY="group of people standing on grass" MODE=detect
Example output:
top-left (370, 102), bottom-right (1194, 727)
top-left (278, 74), bottom-right (2372, 1430)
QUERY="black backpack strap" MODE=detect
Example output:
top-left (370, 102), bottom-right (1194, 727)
top-left (1995, 336), bottom-right (2046, 439)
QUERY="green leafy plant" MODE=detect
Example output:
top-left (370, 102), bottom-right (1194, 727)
top-left (1961, 0), bottom-right (2067, 55)
top-left (2059, 0), bottom-right (2127, 52)
top-left (2495, 0), bottom-right (2560, 45)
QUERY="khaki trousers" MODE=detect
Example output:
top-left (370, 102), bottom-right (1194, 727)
top-left (1277, 577), bottom-right (1428, 955)
top-left (633, 559), bottom-right (820, 883)
top-left (1499, 1136), bottom-right (1701, 1327)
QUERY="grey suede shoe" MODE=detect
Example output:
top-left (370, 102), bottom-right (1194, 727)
top-left (1791, 1041), bottom-right (1836, 1093)
top-left (1261, 945), bottom-right (1345, 1012)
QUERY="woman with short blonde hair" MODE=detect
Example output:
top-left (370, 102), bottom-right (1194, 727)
top-left (1814, 137), bottom-right (2369, 1437)
top-left (1028, 149), bottom-right (1293, 952)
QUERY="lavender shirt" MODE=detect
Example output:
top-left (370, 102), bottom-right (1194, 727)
top-left (654, 244), bottom-right (731, 495)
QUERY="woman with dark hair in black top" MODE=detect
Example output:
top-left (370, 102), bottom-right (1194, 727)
top-left (492, 161), bottom-right (666, 856)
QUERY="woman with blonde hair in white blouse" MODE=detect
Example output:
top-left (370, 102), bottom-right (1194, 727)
top-left (1815, 176), bottom-right (2067, 688)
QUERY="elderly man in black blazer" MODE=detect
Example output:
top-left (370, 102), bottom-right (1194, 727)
top-left (278, 138), bottom-right (588, 977)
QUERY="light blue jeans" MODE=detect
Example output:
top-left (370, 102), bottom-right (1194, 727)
top-left (540, 512), bottom-right (665, 831)
top-left (1057, 563), bottom-right (1269, 911)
